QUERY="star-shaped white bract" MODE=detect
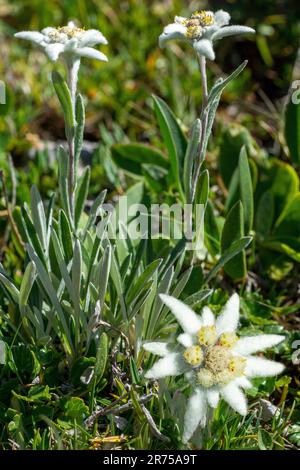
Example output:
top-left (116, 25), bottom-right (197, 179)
top-left (144, 293), bottom-right (285, 443)
top-left (15, 21), bottom-right (108, 63)
top-left (159, 9), bottom-right (255, 60)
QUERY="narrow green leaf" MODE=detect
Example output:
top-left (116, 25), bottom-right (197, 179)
top-left (75, 166), bottom-right (90, 228)
top-left (94, 333), bottom-right (108, 383)
top-left (208, 61), bottom-right (248, 104)
top-left (205, 236), bottom-right (252, 284)
top-left (52, 71), bottom-right (75, 139)
top-left (153, 95), bottom-right (187, 199)
top-left (19, 261), bottom-right (36, 306)
top-left (30, 185), bottom-right (47, 252)
top-left (239, 146), bottom-right (254, 234)
top-left (184, 119), bottom-right (201, 202)
top-left (59, 210), bottom-right (73, 262)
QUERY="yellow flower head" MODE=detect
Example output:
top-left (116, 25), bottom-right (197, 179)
top-left (183, 345), bottom-right (203, 366)
top-left (197, 325), bottom-right (217, 347)
top-left (219, 332), bottom-right (238, 349)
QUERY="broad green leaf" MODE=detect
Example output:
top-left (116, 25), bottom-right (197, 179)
top-left (285, 97), bottom-right (300, 165)
top-left (153, 95), bottom-right (187, 199)
top-left (239, 146), bottom-right (254, 234)
top-left (221, 201), bottom-right (246, 280)
top-left (274, 193), bottom-right (300, 237)
top-left (256, 190), bottom-right (274, 236)
top-left (219, 124), bottom-right (254, 188)
top-left (111, 143), bottom-right (168, 176)
top-left (269, 160), bottom-right (299, 219)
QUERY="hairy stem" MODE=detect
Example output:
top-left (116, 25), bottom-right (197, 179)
top-left (191, 55), bottom-right (209, 203)
top-left (66, 59), bottom-right (80, 222)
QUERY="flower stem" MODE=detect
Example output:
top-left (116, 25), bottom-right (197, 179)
top-left (66, 59), bottom-right (80, 222)
top-left (191, 55), bottom-right (209, 203)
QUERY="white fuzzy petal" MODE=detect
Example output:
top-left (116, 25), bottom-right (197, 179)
top-left (221, 383), bottom-right (248, 416)
top-left (245, 357), bottom-right (285, 378)
top-left (212, 25), bottom-right (255, 42)
top-left (159, 23), bottom-right (187, 48)
top-left (206, 389), bottom-right (219, 408)
top-left (214, 10), bottom-right (231, 27)
top-left (15, 31), bottom-right (45, 45)
top-left (159, 294), bottom-right (202, 335)
top-left (143, 342), bottom-right (171, 357)
top-left (234, 334), bottom-right (285, 356)
top-left (80, 29), bottom-right (108, 47)
top-left (67, 21), bottom-right (76, 29)
top-left (44, 43), bottom-right (65, 61)
top-left (233, 376), bottom-right (252, 389)
top-left (177, 333), bottom-right (194, 348)
top-left (183, 388), bottom-right (207, 443)
top-left (145, 352), bottom-right (188, 379)
top-left (193, 38), bottom-right (215, 60)
top-left (175, 16), bottom-right (187, 24)
top-left (41, 27), bottom-right (56, 36)
top-left (76, 47), bottom-right (108, 62)
top-left (201, 306), bottom-right (215, 326)
top-left (216, 293), bottom-right (240, 335)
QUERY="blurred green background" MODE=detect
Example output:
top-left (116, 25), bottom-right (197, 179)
top-left (0, 0), bottom-right (299, 147)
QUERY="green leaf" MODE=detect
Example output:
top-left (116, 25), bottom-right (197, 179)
top-left (274, 193), bottom-right (300, 237)
top-left (111, 143), bottom-right (168, 176)
top-left (98, 245), bottom-right (112, 310)
top-left (63, 397), bottom-right (89, 422)
top-left (59, 210), bottom-right (73, 262)
top-left (204, 201), bottom-right (220, 256)
top-left (153, 95), bottom-right (187, 199)
top-left (196, 169), bottom-right (209, 207)
top-left (21, 205), bottom-right (46, 265)
top-left (256, 190), bottom-right (274, 236)
top-left (94, 333), bottom-right (108, 383)
top-left (221, 201), bottom-right (246, 280)
top-left (205, 236), bottom-right (252, 284)
top-left (126, 259), bottom-right (162, 305)
top-left (208, 61), bottom-right (248, 104)
top-left (239, 146), bottom-right (254, 234)
top-left (269, 160), bottom-right (299, 220)
top-left (75, 166), bottom-right (90, 228)
top-left (83, 189), bottom-right (107, 239)
top-left (19, 261), bottom-right (36, 306)
top-left (30, 185), bottom-right (47, 252)
top-left (183, 119), bottom-right (201, 202)
top-left (0, 273), bottom-right (19, 302)
top-left (52, 71), bottom-right (75, 140)
top-left (26, 244), bottom-right (74, 356)
top-left (219, 124), bottom-right (253, 188)
top-left (285, 97), bottom-right (300, 165)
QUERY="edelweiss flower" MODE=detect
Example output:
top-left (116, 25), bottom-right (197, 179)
top-left (159, 9), bottom-right (255, 60)
top-left (144, 293), bottom-right (285, 443)
top-left (15, 21), bottom-right (108, 62)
